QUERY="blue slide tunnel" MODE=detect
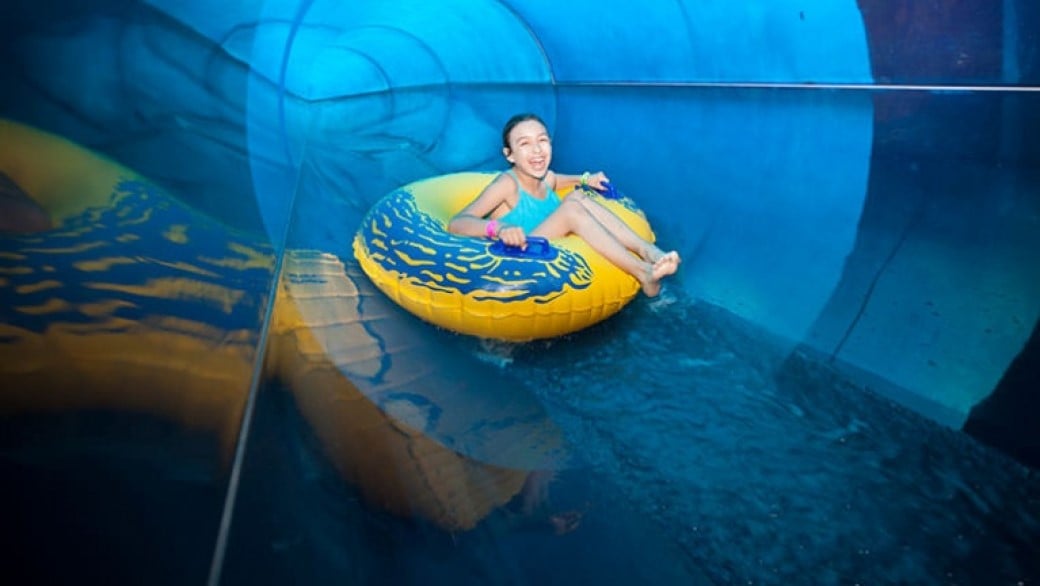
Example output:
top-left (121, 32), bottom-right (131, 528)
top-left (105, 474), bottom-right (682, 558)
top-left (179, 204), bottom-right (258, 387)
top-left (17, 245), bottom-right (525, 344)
top-left (1, 0), bottom-right (1038, 584)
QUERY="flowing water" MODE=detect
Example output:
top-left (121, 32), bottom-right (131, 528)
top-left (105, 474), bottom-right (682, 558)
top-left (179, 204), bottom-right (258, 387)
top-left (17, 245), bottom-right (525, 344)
top-left (461, 288), bottom-right (1040, 585)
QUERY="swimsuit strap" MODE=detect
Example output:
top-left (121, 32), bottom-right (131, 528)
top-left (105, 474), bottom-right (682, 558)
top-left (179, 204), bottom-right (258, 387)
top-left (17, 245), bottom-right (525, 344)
top-left (505, 168), bottom-right (549, 200)
top-left (500, 169), bottom-right (561, 233)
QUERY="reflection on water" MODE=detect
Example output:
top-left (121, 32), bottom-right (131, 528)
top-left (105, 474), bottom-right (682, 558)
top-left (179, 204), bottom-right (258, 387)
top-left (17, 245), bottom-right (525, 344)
top-left (222, 373), bottom-right (713, 585)
top-left (265, 249), bottom-right (569, 532)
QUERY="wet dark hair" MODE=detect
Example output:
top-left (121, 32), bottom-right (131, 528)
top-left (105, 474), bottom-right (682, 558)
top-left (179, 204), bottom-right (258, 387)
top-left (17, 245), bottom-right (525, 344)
top-left (502, 113), bottom-right (547, 150)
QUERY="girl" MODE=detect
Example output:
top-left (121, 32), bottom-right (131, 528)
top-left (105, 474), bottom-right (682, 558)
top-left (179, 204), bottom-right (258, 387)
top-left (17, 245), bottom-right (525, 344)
top-left (447, 113), bottom-right (680, 297)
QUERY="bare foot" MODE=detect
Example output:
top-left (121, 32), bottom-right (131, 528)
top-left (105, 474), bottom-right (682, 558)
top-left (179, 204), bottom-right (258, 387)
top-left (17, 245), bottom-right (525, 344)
top-left (636, 259), bottom-right (678, 297)
top-left (641, 277), bottom-right (661, 297)
top-left (639, 254), bottom-right (679, 297)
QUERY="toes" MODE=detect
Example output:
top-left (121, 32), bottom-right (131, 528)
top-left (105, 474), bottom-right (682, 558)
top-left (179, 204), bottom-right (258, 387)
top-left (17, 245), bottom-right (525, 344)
top-left (652, 250), bottom-right (680, 270)
top-left (652, 257), bottom-right (678, 281)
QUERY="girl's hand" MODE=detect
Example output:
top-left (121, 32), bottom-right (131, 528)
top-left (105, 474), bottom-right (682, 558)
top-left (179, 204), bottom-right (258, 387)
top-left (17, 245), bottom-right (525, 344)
top-left (585, 171), bottom-right (609, 190)
top-left (497, 223), bottom-right (527, 248)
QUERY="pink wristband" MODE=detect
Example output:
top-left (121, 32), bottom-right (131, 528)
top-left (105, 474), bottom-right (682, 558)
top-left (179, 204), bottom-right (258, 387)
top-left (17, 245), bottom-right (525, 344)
top-left (485, 219), bottom-right (498, 239)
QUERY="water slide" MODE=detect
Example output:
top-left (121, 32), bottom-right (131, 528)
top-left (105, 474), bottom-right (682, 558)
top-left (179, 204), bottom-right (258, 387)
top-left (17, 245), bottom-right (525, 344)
top-left (1, 0), bottom-right (1038, 581)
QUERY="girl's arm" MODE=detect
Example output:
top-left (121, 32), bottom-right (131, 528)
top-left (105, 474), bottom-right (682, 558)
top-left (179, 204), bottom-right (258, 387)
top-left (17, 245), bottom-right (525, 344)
top-left (547, 170), bottom-right (609, 193)
top-left (447, 174), bottom-right (513, 238)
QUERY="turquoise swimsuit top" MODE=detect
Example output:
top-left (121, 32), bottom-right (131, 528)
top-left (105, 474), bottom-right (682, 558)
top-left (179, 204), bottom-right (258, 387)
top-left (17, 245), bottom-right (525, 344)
top-left (499, 169), bottom-right (562, 233)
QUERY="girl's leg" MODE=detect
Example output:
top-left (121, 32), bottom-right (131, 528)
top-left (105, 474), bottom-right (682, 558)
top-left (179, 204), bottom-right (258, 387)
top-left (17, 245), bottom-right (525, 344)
top-left (571, 192), bottom-right (679, 267)
top-left (531, 198), bottom-right (676, 297)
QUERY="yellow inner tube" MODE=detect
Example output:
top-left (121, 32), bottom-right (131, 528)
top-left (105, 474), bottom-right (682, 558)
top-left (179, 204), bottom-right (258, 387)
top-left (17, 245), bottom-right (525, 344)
top-left (353, 172), bottom-right (657, 341)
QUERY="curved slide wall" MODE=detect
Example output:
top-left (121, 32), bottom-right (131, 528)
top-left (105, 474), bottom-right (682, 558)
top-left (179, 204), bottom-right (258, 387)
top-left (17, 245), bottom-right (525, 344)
top-left (228, 0), bottom-right (873, 344)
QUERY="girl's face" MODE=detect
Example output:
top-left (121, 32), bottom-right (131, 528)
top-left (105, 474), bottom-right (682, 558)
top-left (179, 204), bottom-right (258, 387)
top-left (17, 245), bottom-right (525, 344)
top-left (504, 119), bottom-right (552, 179)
